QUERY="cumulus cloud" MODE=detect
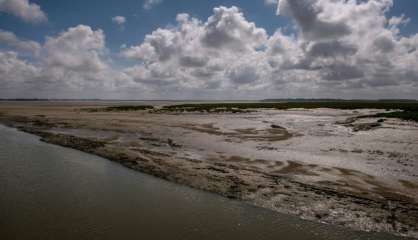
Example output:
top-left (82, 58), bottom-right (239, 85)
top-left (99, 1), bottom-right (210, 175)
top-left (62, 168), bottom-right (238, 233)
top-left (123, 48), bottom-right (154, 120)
top-left (0, 29), bottom-right (41, 54)
top-left (119, 2), bottom-right (418, 98)
top-left (277, 0), bottom-right (352, 40)
top-left (43, 25), bottom-right (107, 73)
top-left (0, 51), bottom-right (39, 83)
top-left (112, 16), bottom-right (126, 25)
top-left (2, 2), bottom-right (418, 99)
top-left (201, 6), bottom-right (267, 52)
top-left (0, 0), bottom-right (47, 23)
top-left (143, 0), bottom-right (162, 10)
top-left (0, 25), bottom-right (133, 98)
top-left (122, 7), bottom-right (269, 90)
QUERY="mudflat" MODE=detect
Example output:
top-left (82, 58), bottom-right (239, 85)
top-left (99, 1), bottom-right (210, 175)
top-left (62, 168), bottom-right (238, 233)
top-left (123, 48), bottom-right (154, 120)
top-left (1, 101), bottom-right (417, 238)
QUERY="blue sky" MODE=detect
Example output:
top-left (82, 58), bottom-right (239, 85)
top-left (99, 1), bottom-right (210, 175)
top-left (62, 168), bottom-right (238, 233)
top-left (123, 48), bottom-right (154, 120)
top-left (0, 0), bottom-right (288, 51)
top-left (1, 0), bottom-right (418, 99)
top-left (2, 0), bottom-right (416, 53)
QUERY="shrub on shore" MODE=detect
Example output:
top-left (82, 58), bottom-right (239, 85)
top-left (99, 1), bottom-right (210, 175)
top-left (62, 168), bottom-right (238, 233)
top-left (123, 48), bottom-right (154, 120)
top-left (83, 105), bottom-right (154, 112)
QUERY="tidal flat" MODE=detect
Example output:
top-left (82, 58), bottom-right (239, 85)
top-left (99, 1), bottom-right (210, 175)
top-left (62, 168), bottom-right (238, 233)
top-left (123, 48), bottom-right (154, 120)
top-left (1, 101), bottom-right (418, 238)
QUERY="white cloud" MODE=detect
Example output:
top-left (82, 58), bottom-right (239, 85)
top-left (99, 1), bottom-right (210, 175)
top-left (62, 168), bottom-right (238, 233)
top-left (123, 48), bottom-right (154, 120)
top-left (0, 0), bottom-right (47, 23)
top-left (277, 0), bottom-right (352, 40)
top-left (143, 0), bottom-right (162, 10)
top-left (112, 16), bottom-right (126, 25)
top-left (0, 25), bottom-right (133, 98)
top-left (44, 25), bottom-right (107, 73)
top-left (120, 2), bottom-right (418, 98)
top-left (2, 2), bottom-right (418, 99)
top-left (122, 7), bottom-right (269, 90)
top-left (0, 29), bottom-right (41, 54)
top-left (201, 6), bottom-right (267, 52)
top-left (0, 51), bottom-right (39, 83)
top-left (273, 0), bottom-right (418, 89)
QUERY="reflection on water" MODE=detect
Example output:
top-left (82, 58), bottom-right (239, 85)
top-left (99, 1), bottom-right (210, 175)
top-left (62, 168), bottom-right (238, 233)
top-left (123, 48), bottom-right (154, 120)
top-left (0, 125), bottom-right (405, 240)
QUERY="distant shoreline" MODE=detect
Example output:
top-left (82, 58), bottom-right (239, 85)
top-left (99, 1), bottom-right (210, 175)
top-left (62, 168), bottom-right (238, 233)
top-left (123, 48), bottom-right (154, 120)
top-left (0, 99), bottom-right (417, 102)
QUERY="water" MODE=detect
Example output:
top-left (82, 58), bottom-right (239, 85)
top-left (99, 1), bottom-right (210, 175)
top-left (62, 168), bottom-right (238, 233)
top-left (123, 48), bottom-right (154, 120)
top-left (0, 125), bottom-right (406, 240)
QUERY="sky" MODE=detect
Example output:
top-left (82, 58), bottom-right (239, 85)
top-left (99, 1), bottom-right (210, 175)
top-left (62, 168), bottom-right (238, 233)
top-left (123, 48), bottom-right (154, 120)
top-left (0, 0), bottom-right (418, 100)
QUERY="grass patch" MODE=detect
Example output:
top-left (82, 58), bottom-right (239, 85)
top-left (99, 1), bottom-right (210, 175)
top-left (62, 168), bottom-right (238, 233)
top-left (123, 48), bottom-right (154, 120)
top-left (158, 104), bottom-right (257, 113)
top-left (83, 105), bottom-right (154, 112)
top-left (371, 111), bottom-right (418, 122)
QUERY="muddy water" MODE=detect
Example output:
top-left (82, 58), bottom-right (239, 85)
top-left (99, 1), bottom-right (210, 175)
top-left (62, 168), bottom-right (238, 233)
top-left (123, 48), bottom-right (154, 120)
top-left (0, 125), bottom-right (407, 240)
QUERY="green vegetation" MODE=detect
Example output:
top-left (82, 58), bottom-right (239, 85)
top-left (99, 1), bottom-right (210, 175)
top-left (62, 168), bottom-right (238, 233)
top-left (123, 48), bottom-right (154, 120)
top-left (158, 103), bottom-right (257, 113)
top-left (371, 111), bottom-right (418, 122)
top-left (158, 102), bottom-right (418, 113)
top-left (79, 102), bottom-right (418, 121)
top-left (83, 105), bottom-right (154, 112)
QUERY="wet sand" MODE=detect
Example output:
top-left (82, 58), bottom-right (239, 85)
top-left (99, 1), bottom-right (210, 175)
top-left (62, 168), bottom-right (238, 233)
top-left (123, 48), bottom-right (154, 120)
top-left (0, 101), bottom-right (417, 238)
